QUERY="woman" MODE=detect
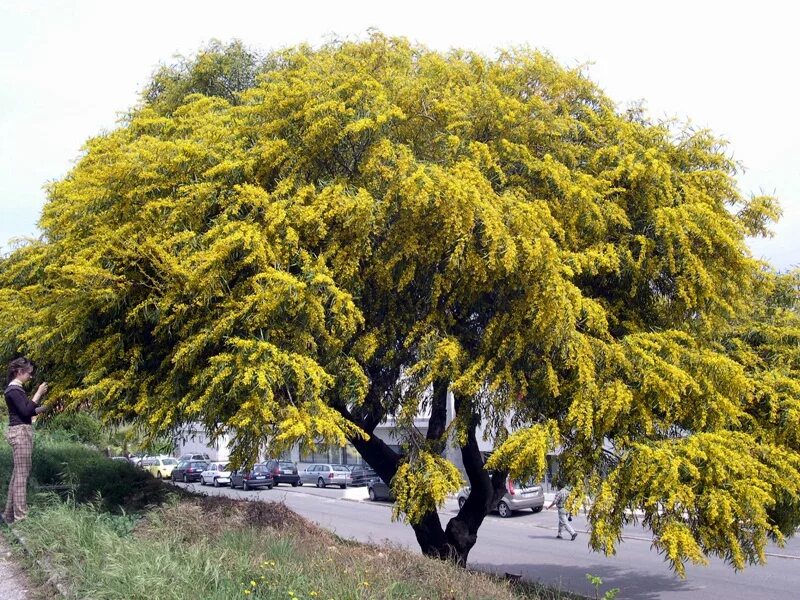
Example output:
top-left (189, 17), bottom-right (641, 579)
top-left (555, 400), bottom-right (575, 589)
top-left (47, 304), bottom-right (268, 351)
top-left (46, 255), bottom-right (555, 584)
top-left (3, 357), bottom-right (50, 524)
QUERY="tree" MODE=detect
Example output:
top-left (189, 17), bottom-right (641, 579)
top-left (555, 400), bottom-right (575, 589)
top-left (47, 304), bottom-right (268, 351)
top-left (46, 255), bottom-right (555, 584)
top-left (1, 33), bottom-right (797, 572)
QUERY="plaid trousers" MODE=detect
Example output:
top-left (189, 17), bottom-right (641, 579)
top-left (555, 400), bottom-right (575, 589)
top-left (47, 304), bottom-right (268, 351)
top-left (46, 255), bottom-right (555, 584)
top-left (4, 424), bottom-right (33, 523)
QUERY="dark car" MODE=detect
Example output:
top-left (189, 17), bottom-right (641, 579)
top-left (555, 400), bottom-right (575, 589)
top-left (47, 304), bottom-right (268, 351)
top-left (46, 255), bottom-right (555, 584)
top-left (171, 460), bottom-right (208, 483)
top-left (367, 477), bottom-right (394, 502)
top-left (349, 465), bottom-right (377, 486)
top-left (264, 459), bottom-right (301, 486)
top-left (230, 464), bottom-right (275, 490)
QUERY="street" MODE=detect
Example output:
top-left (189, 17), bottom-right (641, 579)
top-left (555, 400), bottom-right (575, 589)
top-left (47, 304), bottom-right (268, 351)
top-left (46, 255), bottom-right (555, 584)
top-left (171, 482), bottom-right (800, 600)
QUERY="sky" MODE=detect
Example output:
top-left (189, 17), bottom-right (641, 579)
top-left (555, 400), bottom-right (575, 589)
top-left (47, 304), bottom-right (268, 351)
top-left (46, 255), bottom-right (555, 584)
top-left (1, 0), bottom-right (797, 270)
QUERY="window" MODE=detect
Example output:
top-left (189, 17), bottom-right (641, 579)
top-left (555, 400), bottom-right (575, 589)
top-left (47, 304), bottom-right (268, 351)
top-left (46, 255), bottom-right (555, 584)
top-left (344, 443), bottom-right (365, 466)
top-left (300, 444), bottom-right (339, 463)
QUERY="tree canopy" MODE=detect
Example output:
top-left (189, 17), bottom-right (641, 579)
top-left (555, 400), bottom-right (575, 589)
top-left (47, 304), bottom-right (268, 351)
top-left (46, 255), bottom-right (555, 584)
top-left (1, 34), bottom-right (798, 572)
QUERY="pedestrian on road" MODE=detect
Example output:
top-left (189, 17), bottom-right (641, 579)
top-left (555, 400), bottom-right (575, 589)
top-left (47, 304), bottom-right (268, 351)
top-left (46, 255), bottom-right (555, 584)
top-left (547, 483), bottom-right (577, 541)
top-left (3, 357), bottom-right (52, 525)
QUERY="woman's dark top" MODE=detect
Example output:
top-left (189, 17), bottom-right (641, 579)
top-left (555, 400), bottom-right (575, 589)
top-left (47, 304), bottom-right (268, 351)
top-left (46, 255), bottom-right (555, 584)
top-left (4, 384), bottom-right (38, 426)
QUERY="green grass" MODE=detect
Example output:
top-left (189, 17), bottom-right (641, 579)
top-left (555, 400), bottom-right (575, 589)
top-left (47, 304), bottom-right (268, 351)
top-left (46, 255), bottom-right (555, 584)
top-left (1, 429), bottom-right (581, 599)
top-left (0, 426), bottom-right (166, 512)
top-left (14, 496), bottom-right (580, 600)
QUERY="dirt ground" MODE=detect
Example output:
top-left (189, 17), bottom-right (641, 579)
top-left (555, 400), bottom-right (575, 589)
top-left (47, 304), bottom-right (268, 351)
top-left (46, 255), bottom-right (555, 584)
top-left (0, 533), bottom-right (43, 600)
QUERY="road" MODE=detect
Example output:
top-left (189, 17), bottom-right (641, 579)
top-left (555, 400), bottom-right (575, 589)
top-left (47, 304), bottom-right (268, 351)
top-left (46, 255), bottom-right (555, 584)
top-left (172, 481), bottom-right (800, 600)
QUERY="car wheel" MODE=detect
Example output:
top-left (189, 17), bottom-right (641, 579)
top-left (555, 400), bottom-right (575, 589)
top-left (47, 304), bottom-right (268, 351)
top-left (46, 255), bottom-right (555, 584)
top-left (183, 474), bottom-right (189, 483)
top-left (340, 484), bottom-right (346, 489)
top-left (156, 472), bottom-right (162, 480)
top-left (291, 481), bottom-right (299, 487)
top-left (317, 478), bottom-right (325, 488)
top-left (213, 478), bottom-right (220, 488)
top-left (243, 480), bottom-right (250, 491)
top-left (497, 501), bottom-right (511, 518)
top-left (296, 481), bottom-right (302, 487)
top-left (369, 488), bottom-right (377, 502)
top-left (267, 484), bottom-right (273, 490)
top-left (532, 506), bottom-right (543, 513)
top-left (200, 477), bottom-right (206, 486)
top-left (458, 497), bottom-right (466, 510)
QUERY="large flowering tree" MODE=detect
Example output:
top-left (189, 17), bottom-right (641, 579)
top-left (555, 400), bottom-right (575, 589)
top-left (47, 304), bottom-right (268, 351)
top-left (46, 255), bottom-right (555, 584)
top-left (2, 35), bottom-right (798, 570)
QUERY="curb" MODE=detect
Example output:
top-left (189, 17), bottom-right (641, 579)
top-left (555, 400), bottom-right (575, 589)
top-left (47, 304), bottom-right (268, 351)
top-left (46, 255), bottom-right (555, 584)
top-left (1, 522), bottom-right (69, 598)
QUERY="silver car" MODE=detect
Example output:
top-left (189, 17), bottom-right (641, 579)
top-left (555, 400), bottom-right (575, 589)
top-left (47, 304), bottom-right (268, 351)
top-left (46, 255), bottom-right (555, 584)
top-left (200, 461), bottom-right (231, 487)
top-left (457, 479), bottom-right (545, 518)
top-left (299, 463), bottom-right (352, 488)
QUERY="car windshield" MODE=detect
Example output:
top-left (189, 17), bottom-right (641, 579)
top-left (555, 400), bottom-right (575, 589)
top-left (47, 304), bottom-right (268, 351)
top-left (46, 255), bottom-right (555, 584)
top-left (191, 462), bottom-right (208, 468)
top-left (279, 462), bottom-right (294, 468)
top-left (253, 465), bottom-right (267, 473)
top-left (332, 465), bottom-right (349, 472)
top-left (163, 459), bottom-right (177, 465)
top-left (220, 464), bottom-right (229, 471)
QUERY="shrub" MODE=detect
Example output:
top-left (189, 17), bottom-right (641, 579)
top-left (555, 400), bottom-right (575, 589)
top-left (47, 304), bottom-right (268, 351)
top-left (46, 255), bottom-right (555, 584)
top-left (0, 430), bottom-right (167, 512)
top-left (38, 411), bottom-right (104, 447)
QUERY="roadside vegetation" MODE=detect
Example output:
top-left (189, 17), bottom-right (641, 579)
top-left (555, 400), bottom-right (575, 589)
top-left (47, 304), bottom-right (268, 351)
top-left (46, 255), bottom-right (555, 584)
top-left (1, 430), bottom-right (582, 599)
top-left (0, 422), bottom-right (166, 512)
top-left (15, 496), bottom-right (580, 600)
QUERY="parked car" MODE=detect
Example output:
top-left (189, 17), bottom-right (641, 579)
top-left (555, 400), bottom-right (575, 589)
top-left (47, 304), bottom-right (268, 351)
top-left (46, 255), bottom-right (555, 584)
top-left (349, 465), bottom-right (377, 486)
top-left (456, 479), bottom-right (544, 518)
top-left (171, 460), bottom-right (209, 483)
top-left (179, 453), bottom-right (212, 462)
top-left (200, 462), bottom-right (231, 487)
top-left (367, 477), bottom-right (394, 502)
top-left (110, 456), bottom-right (132, 464)
top-left (144, 456), bottom-right (178, 480)
top-left (299, 464), bottom-right (352, 488)
top-left (264, 459), bottom-right (301, 486)
top-left (230, 464), bottom-right (275, 490)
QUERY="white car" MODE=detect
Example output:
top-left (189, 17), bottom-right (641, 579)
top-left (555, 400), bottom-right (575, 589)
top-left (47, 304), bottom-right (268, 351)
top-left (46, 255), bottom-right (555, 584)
top-left (200, 461), bottom-right (231, 487)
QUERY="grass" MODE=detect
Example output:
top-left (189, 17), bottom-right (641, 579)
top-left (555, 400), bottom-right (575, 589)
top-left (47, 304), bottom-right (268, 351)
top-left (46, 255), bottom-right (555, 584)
top-left (0, 430), bottom-right (582, 599)
top-left (13, 495), bottom-right (581, 600)
top-left (0, 427), bottom-right (167, 512)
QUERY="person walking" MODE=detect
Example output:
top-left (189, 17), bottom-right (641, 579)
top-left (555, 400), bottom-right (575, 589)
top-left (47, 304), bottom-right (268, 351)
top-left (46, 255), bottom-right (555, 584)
top-left (3, 357), bottom-right (51, 525)
top-left (547, 483), bottom-right (577, 540)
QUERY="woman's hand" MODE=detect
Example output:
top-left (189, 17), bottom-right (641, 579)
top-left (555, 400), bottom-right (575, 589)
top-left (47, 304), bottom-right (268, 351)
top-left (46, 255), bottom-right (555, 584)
top-left (32, 381), bottom-right (49, 403)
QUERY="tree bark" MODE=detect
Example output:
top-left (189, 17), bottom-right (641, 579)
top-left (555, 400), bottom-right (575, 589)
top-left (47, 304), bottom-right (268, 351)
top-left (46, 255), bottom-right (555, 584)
top-left (336, 384), bottom-right (503, 566)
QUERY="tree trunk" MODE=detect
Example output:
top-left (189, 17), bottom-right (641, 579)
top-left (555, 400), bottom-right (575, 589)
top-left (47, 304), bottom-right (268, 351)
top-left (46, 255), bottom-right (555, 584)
top-left (402, 419), bottom-right (506, 566)
top-left (336, 386), bottom-right (504, 566)
top-left (440, 393), bottom-right (508, 566)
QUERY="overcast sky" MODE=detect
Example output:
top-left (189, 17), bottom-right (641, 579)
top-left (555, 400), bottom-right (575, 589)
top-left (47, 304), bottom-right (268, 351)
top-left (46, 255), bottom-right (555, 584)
top-left (1, 0), bottom-right (797, 270)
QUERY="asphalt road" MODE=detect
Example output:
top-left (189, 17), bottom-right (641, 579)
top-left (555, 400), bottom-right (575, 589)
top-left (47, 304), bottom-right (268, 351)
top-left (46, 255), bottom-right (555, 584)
top-left (172, 481), bottom-right (800, 600)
